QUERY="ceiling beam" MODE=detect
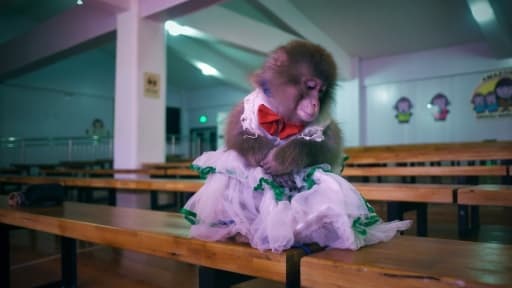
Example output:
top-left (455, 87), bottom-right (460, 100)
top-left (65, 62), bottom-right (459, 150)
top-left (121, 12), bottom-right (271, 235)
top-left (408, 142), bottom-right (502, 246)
top-left (0, 0), bottom-right (220, 80)
top-left (256, 0), bottom-right (353, 80)
top-left (0, 6), bottom-right (117, 80)
top-left (167, 36), bottom-right (252, 90)
top-left (177, 5), bottom-right (298, 54)
top-left (466, 0), bottom-right (512, 58)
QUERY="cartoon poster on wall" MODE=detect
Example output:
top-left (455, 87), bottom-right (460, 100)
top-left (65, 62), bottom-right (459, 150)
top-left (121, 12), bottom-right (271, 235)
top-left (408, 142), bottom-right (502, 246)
top-left (428, 93), bottom-right (450, 121)
top-left (394, 97), bottom-right (413, 123)
top-left (471, 71), bottom-right (512, 118)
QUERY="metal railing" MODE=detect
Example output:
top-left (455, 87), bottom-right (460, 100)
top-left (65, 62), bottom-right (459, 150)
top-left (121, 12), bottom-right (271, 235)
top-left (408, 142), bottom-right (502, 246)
top-left (0, 134), bottom-right (206, 167)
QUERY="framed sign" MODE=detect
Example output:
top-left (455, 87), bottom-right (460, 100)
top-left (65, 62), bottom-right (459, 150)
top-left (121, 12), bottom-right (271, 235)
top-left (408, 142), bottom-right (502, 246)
top-left (144, 72), bottom-right (160, 98)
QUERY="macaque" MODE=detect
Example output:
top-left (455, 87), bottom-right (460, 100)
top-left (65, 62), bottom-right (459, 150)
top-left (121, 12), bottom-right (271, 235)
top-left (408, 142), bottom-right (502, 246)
top-left (225, 40), bottom-right (342, 186)
top-left (184, 41), bottom-right (411, 251)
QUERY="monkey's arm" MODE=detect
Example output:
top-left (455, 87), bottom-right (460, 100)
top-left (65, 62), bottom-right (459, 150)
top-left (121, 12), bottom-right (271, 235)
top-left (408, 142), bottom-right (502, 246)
top-left (261, 121), bottom-right (342, 175)
top-left (225, 102), bottom-right (275, 167)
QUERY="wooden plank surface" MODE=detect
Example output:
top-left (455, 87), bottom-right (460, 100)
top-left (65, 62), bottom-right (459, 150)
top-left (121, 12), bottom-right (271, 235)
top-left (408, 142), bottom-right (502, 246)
top-left (41, 168), bottom-right (199, 177)
top-left (0, 176), bottom-right (458, 203)
top-left (0, 196), bottom-right (308, 283)
top-left (343, 165), bottom-right (508, 177)
top-left (41, 168), bottom-right (168, 176)
top-left (344, 141), bottom-right (512, 164)
top-left (142, 162), bottom-right (193, 169)
top-left (353, 183), bottom-right (456, 203)
top-left (457, 185), bottom-right (512, 207)
top-left (301, 236), bottom-right (512, 288)
top-left (0, 176), bottom-right (203, 192)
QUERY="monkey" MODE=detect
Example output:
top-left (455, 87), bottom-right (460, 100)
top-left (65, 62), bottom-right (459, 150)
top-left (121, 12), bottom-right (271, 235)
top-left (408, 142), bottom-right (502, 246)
top-left (182, 40), bottom-right (411, 252)
top-left (224, 40), bottom-right (342, 188)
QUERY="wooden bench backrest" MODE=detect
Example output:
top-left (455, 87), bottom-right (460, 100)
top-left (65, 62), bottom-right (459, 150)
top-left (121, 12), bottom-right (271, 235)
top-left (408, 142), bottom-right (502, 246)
top-left (0, 196), bottom-right (309, 284)
top-left (344, 141), bottom-right (512, 164)
top-left (301, 235), bottom-right (512, 288)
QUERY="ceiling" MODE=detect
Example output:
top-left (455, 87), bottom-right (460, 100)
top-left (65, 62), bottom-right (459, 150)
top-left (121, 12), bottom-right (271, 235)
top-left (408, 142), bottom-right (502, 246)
top-left (0, 0), bottom-right (510, 91)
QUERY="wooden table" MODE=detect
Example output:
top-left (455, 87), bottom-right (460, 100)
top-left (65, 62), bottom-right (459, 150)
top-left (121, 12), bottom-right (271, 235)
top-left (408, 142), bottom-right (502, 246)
top-left (301, 236), bottom-right (512, 287)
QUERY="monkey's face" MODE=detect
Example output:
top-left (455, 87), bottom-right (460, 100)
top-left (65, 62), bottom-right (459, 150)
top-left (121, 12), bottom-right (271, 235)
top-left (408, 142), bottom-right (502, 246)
top-left (266, 75), bottom-right (325, 125)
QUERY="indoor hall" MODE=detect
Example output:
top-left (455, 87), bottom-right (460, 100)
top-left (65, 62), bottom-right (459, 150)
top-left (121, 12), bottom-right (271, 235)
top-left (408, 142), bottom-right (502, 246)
top-left (1, 0), bottom-right (511, 287)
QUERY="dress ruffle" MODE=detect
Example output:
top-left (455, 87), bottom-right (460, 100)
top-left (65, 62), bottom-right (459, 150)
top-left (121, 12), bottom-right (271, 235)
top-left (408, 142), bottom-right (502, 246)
top-left (183, 149), bottom-right (411, 252)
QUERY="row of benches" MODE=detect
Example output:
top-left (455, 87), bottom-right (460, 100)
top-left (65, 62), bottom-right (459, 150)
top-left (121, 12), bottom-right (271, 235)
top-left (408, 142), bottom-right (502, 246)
top-left (1, 175), bottom-right (510, 237)
top-left (1, 141), bottom-right (511, 287)
top-left (1, 196), bottom-right (510, 288)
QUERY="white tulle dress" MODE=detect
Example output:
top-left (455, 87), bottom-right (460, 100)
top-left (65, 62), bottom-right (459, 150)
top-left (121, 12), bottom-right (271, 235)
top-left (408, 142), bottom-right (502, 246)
top-left (182, 90), bottom-right (411, 252)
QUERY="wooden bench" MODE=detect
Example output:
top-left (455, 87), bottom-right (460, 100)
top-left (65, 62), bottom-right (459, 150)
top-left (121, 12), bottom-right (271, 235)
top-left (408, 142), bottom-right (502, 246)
top-left (0, 196), bottom-right (318, 288)
top-left (342, 141), bottom-right (512, 237)
top-left (2, 195), bottom-right (508, 288)
top-left (0, 175), bottom-right (203, 209)
top-left (143, 161), bottom-right (193, 169)
top-left (300, 235), bottom-right (512, 287)
top-left (0, 168), bottom-right (22, 175)
top-left (40, 168), bottom-right (199, 178)
top-left (457, 185), bottom-right (512, 207)
top-left (0, 175), bottom-right (458, 210)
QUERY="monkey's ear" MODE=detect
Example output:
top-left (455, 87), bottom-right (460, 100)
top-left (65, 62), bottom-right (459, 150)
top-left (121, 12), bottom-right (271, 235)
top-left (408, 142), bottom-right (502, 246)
top-left (265, 49), bottom-right (288, 69)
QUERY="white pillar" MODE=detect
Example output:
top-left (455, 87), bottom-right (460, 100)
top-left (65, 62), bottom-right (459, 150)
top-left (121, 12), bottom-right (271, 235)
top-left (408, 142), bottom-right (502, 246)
top-left (114, 2), bottom-right (166, 208)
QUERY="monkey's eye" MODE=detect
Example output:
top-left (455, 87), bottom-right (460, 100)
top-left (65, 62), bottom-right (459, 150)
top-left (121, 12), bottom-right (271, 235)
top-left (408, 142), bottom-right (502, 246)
top-left (304, 78), bottom-right (325, 93)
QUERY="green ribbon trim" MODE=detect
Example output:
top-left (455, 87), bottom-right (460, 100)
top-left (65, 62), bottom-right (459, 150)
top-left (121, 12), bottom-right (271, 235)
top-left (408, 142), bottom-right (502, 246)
top-left (352, 198), bottom-right (380, 237)
top-left (303, 165), bottom-right (332, 190)
top-left (190, 164), bottom-right (216, 179)
top-left (180, 208), bottom-right (198, 225)
top-left (254, 177), bottom-right (285, 201)
top-left (340, 155), bottom-right (350, 174)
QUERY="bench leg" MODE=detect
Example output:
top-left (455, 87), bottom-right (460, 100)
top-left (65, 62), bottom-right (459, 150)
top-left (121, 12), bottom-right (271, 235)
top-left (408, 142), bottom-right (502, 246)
top-left (470, 206), bottom-right (480, 230)
top-left (61, 237), bottom-right (77, 288)
top-left (1, 225), bottom-right (10, 288)
top-left (150, 191), bottom-right (158, 210)
top-left (458, 205), bottom-right (470, 238)
top-left (387, 202), bottom-right (428, 236)
top-left (108, 189), bottom-right (116, 206)
top-left (198, 266), bottom-right (253, 288)
top-left (416, 203), bottom-right (428, 237)
top-left (387, 202), bottom-right (403, 221)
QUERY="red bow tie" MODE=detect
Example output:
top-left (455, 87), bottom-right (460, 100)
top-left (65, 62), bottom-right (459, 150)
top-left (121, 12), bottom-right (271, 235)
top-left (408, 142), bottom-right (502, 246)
top-left (257, 104), bottom-right (304, 139)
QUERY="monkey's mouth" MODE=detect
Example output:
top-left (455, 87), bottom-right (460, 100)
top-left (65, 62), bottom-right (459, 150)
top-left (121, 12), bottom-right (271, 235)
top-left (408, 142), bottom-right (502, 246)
top-left (298, 109), bottom-right (317, 122)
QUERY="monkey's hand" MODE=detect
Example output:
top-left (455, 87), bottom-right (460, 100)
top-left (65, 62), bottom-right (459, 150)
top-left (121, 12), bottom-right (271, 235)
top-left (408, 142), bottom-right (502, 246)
top-left (272, 173), bottom-right (298, 191)
top-left (260, 148), bottom-right (293, 175)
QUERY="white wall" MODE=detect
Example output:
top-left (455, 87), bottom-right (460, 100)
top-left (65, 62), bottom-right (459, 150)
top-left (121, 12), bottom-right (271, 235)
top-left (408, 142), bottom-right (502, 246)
top-left (333, 79), bottom-right (360, 147)
top-left (0, 48), bottom-right (115, 138)
top-left (361, 42), bottom-right (512, 145)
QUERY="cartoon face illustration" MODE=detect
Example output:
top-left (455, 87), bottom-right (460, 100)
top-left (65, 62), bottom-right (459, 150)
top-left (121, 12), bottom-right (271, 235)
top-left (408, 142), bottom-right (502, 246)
top-left (485, 93), bottom-right (499, 113)
top-left (430, 93), bottom-right (450, 121)
top-left (394, 97), bottom-right (413, 123)
top-left (471, 93), bottom-right (486, 114)
top-left (495, 77), bottom-right (512, 111)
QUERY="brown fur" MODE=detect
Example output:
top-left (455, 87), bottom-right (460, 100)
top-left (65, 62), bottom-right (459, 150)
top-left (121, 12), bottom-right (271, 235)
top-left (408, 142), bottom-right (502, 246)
top-left (225, 40), bottom-right (343, 176)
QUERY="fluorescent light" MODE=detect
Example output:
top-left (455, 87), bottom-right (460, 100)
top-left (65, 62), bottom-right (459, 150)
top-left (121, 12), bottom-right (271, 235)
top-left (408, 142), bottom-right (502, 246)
top-left (76, 0), bottom-right (84, 5)
top-left (470, 1), bottom-right (495, 23)
top-left (164, 21), bottom-right (201, 37)
top-left (194, 62), bottom-right (220, 77)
